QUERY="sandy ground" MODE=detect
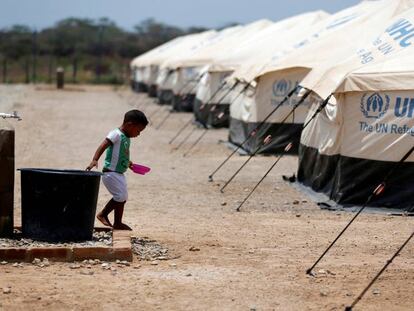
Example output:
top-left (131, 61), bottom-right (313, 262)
top-left (0, 85), bottom-right (413, 311)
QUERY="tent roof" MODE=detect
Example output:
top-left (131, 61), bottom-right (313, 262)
top-left (336, 47), bottom-right (414, 93)
top-left (230, 0), bottom-right (398, 83)
top-left (131, 30), bottom-right (218, 67)
top-left (162, 19), bottom-right (274, 69)
top-left (208, 10), bottom-right (330, 72)
top-left (301, 1), bottom-right (414, 97)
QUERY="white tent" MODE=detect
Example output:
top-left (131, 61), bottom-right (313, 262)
top-left (298, 7), bottom-right (414, 210)
top-left (228, 0), bottom-right (412, 155)
top-left (130, 36), bottom-right (188, 92)
top-left (155, 25), bottom-right (244, 106)
top-left (193, 10), bottom-right (329, 128)
top-left (157, 19), bottom-right (274, 111)
top-left (130, 30), bottom-right (217, 96)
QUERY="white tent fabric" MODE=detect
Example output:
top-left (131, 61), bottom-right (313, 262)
top-left (298, 6), bottom-right (414, 210)
top-left (195, 10), bottom-right (329, 118)
top-left (131, 30), bottom-right (218, 87)
top-left (228, 0), bottom-right (414, 155)
top-left (155, 25), bottom-right (245, 94)
top-left (301, 0), bottom-right (414, 99)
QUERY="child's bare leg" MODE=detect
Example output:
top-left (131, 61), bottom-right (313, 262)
top-left (113, 202), bottom-right (132, 230)
top-left (97, 199), bottom-right (116, 227)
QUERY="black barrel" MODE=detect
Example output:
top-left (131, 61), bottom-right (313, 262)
top-left (19, 168), bottom-right (102, 242)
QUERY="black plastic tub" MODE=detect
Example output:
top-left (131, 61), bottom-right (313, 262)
top-left (19, 168), bottom-right (102, 242)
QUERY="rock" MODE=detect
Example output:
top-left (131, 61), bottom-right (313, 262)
top-left (150, 261), bottom-right (159, 266)
top-left (70, 264), bottom-right (81, 269)
top-left (185, 273), bottom-right (192, 277)
top-left (133, 265), bottom-right (141, 269)
top-left (12, 263), bottom-right (19, 268)
top-left (110, 267), bottom-right (117, 272)
top-left (302, 199), bottom-right (308, 203)
top-left (296, 214), bottom-right (301, 218)
top-left (157, 256), bottom-right (168, 261)
top-left (116, 260), bottom-right (121, 264)
top-left (293, 200), bottom-right (300, 205)
top-left (3, 287), bottom-right (11, 294)
top-left (169, 263), bottom-right (177, 268)
top-left (372, 289), bottom-right (381, 296)
top-left (80, 270), bottom-right (94, 276)
top-left (42, 258), bottom-right (50, 267)
top-left (189, 246), bottom-right (200, 252)
top-left (32, 258), bottom-right (41, 265)
top-left (320, 290), bottom-right (328, 297)
top-left (0, 261), bottom-right (8, 265)
top-left (221, 202), bottom-right (227, 206)
top-left (101, 263), bottom-right (110, 269)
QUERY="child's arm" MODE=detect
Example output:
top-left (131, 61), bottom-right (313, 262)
top-left (86, 139), bottom-right (112, 171)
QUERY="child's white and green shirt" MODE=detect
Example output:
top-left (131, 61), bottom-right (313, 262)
top-left (103, 128), bottom-right (130, 174)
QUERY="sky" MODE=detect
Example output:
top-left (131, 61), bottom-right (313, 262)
top-left (0, 0), bottom-right (362, 30)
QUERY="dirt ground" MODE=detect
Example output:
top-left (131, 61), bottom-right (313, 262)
top-left (0, 85), bottom-right (413, 311)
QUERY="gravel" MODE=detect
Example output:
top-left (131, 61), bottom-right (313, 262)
top-left (131, 237), bottom-right (170, 261)
top-left (0, 230), bottom-right (112, 248)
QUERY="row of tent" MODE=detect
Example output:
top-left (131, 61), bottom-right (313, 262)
top-left (131, 0), bottom-right (414, 211)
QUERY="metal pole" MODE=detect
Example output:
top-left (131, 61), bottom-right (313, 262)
top-left (172, 126), bottom-right (198, 151)
top-left (169, 117), bottom-right (193, 144)
top-left (345, 230), bottom-right (414, 311)
top-left (306, 145), bottom-right (414, 275)
top-left (183, 128), bottom-right (209, 157)
top-left (236, 143), bottom-right (292, 211)
top-left (219, 90), bottom-right (311, 192)
top-left (208, 86), bottom-right (298, 182)
top-left (220, 134), bottom-right (273, 193)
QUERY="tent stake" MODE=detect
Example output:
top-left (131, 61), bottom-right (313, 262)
top-left (208, 86), bottom-right (299, 182)
top-left (171, 126), bottom-right (198, 151)
top-left (236, 143), bottom-right (292, 211)
top-left (306, 145), bottom-right (414, 276)
top-left (169, 117), bottom-right (193, 144)
top-left (155, 110), bottom-right (173, 130)
top-left (220, 134), bottom-right (273, 193)
top-left (183, 128), bottom-right (209, 157)
top-left (345, 230), bottom-right (414, 311)
top-left (219, 90), bottom-right (311, 192)
top-left (182, 81), bottom-right (241, 157)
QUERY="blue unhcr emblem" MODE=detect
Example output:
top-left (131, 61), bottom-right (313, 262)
top-left (360, 92), bottom-right (390, 119)
top-left (273, 79), bottom-right (292, 97)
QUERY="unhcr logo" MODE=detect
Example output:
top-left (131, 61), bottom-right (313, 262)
top-left (360, 93), bottom-right (390, 119)
top-left (273, 79), bottom-right (292, 97)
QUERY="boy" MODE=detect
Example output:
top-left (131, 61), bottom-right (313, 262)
top-left (86, 109), bottom-right (148, 230)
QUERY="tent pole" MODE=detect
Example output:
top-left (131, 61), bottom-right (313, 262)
top-left (306, 145), bottom-right (414, 276)
top-left (183, 128), bottom-right (209, 157)
top-left (219, 90), bottom-right (311, 193)
top-left (344, 230), bottom-right (414, 311)
top-left (155, 109), bottom-right (174, 129)
top-left (171, 125), bottom-right (198, 151)
top-left (236, 142), bottom-right (293, 211)
top-left (220, 134), bottom-right (273, 193)
top-left (208, 86), bottom-right (298, 182)
top-left (181, 81), bottom-right (241, 157)
top-left (169, 117), bottom-right (193, 144)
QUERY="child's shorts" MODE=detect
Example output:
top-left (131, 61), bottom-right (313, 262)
top-left (102, 171), bottom-right (128, 202)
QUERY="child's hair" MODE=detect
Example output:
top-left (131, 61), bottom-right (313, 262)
top-left (123, 109), bottom-right (148, 126)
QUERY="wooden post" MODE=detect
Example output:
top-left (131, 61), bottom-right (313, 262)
top-left (2, 59), bottom-right (7, 83)
top-left (0, 122), bottom-right (14, 237)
